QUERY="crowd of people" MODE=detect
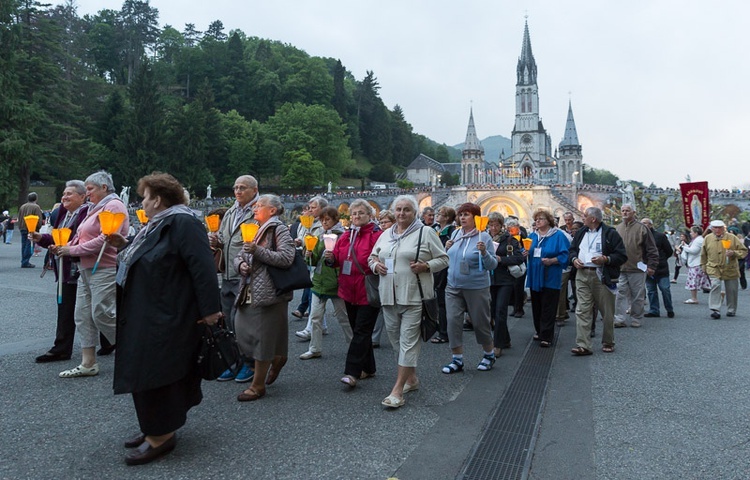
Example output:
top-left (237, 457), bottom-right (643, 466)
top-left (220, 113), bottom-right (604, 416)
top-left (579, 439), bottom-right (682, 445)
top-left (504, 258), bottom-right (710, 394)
top-left (12, 169), bottom-right (749, 466)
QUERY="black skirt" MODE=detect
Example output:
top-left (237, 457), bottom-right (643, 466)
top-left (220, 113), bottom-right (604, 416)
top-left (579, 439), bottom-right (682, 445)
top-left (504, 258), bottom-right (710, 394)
top-left (132, 369), bottom-right (203, 436)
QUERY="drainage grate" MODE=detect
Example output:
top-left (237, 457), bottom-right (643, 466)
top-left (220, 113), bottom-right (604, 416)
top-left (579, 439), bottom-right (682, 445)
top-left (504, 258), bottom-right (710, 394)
top-left (459, 329), bottom-right (559, 480)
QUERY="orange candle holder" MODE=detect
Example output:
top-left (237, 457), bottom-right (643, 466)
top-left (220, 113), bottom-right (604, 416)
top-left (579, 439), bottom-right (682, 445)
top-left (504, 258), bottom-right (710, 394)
top-left (304, 234), bottom-right (318, 251)
top-left (205, 214), bottom-right (220, 232)
top-left (24, 215), bottom-right (39, 233)
top-left (136, 209), bottom-right (148, 224)
top-left (52, 228), bottom-right (72, 246)
top-left (474, 215), bottom-right (489, 231)
top-left (300, 215), bottom-right (314, 230)
top-left (99, 211), bottom-right (127, 235)
top-left (522, 238), bottom-right (533, 250)
top-left (240, 223), bottom-right (259, 242)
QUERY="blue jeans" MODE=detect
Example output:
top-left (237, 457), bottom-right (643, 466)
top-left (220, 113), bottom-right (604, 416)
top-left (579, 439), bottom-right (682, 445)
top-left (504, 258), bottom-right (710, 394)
top-left (646, 275), bottom-right (674, 315)
top-left (20, 230), bottom-right (33, 266)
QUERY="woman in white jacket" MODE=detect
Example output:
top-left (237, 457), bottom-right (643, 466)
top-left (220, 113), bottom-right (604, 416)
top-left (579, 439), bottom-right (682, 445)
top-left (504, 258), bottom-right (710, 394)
top-left (681, 226), bottom-right (710, 304)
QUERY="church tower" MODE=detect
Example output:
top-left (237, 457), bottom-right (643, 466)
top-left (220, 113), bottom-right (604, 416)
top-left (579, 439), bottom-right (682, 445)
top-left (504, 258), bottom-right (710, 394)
top-left (558, 101), bottom-right (583, 185)
top-left (461, 107), bottom-right (485, 185)
top-left (503, 19), bottom-right (558, 184)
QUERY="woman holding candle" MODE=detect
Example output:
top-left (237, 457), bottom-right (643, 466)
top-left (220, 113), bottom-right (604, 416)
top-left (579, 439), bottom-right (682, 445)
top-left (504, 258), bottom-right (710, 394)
top-left (298, 206), bottom-right (353, 360)
top-left (525, 208), bottom-right (570, 347)
top-left (325, 199), bottom-right (383, 387)
top-left (441, 203), bottom-right (498, 374)
top-left (30, 180), bottom-right (89, 363)
top-left (234, 194), bottom-right (296, 401)
top-left (53, 170), bottom-right (129, 378)
top-left (369, 195), bottom-right (448, 408)
top-left (104, 172), bottom-right (221, 465)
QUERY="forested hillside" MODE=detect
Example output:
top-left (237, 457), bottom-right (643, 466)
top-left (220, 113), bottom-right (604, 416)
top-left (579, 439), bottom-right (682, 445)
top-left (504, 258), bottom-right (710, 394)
top-left (0, 0), bottom-right (453, 207)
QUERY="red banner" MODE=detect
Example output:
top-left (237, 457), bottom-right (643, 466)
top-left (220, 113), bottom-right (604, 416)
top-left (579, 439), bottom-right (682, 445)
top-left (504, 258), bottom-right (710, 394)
top-left (679, 181), bottom-right (710, 230)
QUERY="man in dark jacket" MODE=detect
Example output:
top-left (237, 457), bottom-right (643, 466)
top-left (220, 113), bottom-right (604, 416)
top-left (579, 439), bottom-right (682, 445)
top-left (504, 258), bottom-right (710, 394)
top-left (642, 218), bottom-right (675, 318)
top-left (568, 207), bottom-right (627, 355)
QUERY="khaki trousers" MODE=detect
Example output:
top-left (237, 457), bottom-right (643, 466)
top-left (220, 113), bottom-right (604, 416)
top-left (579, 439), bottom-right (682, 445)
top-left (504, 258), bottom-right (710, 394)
top-left (575, 269), bottom-right (615, 350)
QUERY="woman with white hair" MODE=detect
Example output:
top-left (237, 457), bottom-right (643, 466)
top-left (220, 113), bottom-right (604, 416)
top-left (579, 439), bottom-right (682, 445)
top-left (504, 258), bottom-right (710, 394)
top-left (53, 170), bottom-right (129, 378)
top-left (370, 195), bottom-right (448, 408)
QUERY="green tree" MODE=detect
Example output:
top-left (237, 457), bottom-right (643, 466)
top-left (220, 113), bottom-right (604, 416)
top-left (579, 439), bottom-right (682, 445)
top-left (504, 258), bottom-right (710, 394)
top-left (356, 71), bottom-right (392, 164)
top-left (582, 164), bottom-right (619, 186)
top-left (281, 149), bottom-right (324, 190)
top-left (390, 105), bottom-right (413, 167)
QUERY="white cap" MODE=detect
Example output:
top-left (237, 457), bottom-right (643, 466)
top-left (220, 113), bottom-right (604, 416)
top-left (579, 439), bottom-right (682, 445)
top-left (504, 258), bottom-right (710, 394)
top-left (710, 220), bottom-right (726, 228)
top-left (2, 210), bottom-right (8, 215)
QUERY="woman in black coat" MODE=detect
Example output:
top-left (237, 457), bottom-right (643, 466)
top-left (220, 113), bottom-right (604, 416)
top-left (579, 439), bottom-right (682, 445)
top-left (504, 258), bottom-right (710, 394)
top-left (108, 172), bottom-right (221, 466)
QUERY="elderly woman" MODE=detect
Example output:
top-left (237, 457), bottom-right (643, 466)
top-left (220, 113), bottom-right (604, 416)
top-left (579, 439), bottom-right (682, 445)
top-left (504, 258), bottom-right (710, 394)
top-left (371, 209), bottom-right (395, 347)
top-left (487, 212), bottom-right (524, 357)
top-left (31, 180), bottom-right (89, 363)
top-left (234, 194), bottom-right (296, 401)
top-left (431, 206), bottom-right (457, 343)
top-left (52, 171), bottom-right (129, 378)
top-left (325, 199), bottom-right (383, 387)
top-left (682, 225), bottom-right (710, 303)
top-left (105, 172), bottom-right (221, 465)
top-left (298, 206), bottom-right (353, 359)
top-left (526, 208), bottom-right (570, 347)
top-left (442, 203), bottom-right (498, 373)
top-left (370, 195), bottom-right (448, 408)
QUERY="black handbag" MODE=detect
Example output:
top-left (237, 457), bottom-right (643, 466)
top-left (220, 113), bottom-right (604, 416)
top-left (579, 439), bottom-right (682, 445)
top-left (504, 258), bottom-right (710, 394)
top-left (197, 318), bottom-right (240, 381)
top-left (414, 227), bottom-right (439, 341)
top-left (352, 253), bottom-right (381, 308)
top-left (265, 226), bottom-right (313, 295)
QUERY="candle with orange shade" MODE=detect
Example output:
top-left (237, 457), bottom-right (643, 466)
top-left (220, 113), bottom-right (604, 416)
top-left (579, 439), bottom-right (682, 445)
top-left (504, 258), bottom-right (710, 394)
top-left (93, 211), bottom-right (127, 274)
top-left (205, 214), bottom-right (220, 233)
top-left (300, 215), bottom-right (314, 230)
top-left (240, 223), bottom-right (259, 242)
top-left (136, 209), bottom-right (148, 224)
top-left (304, 235), bottom-right (318, 265)
top-left (52, 228), bottom-right (72, 304)
top-left (522, 238), bottom-right (533, 251)
top-left (23, 215), bottom-right (39, 233)
top-left (474, 215), bottom-right (489, 231)
top-left (721, 239), bottom-right (731, 264)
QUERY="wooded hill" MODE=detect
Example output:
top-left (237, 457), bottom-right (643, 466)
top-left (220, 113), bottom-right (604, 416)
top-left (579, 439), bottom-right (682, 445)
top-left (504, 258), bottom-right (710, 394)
top-left (0, 0), bottom-right (455, 207)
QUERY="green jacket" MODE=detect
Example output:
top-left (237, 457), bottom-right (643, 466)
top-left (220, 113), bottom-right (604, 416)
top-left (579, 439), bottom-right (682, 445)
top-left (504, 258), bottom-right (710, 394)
top-left (309, 225), bottom-right (344, 296)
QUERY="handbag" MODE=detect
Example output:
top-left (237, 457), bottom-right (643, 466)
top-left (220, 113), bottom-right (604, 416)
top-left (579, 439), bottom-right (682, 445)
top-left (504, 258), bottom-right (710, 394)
top-left (414, 227), bottom-right (439, 341)
top-left (212, 247), bottom-right (225, 274)
top-left (508, 262), bottom-right (526, 278)
top-left (352, 252), bottom-right (381, 308)
top-left (265, 226), bottom-right (313, 295)
top-left (197, 317), bottom-right (240, 381)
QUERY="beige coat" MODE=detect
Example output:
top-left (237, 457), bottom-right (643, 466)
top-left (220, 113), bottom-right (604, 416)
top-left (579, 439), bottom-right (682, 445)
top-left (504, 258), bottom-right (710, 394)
top-left (370, 226), bottom-right (448, 306)
top-left (700, 232), bottom-right (748, 279)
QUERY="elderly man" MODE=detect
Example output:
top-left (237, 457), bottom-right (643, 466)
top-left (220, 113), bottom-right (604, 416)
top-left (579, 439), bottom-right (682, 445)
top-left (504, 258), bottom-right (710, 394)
top-left (613, 204), bottom-right (659, 328)
top-left (421, 206), bottom-right (437, 230)
top-left (18, 192), bottom-right (44, 268)
top-left (209, 175), bottom-right (259, 382)
top-left (642, 218), bottom-right (675, 318)
top-left (701, 220), bottom-right (748, 319)
top-left (569, 207), bottom-right (627, 355)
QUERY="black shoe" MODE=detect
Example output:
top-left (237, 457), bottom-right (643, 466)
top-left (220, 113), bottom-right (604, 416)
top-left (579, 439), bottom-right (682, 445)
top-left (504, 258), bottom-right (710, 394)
top-left (124, 433), bottom-right (146, 448)
top-left (702, 288), bottom-right (711, 294)
top-left (125, 435), bottom-right (176, 465)
top-left (667, 311), bottom-right (675, 318)
top-left (35, 352), bottom-right (71, 363)
top-left (513, 311), bottom-right (524, 318)
top-left (727, 312), bottom-right (736, 317)
top-left (97, 344), bottom-right (116, 356)
top-left (589, 330), bottom-right (596, 338)
top-left (21, 263), bottom-right (36, 268)
top-left (710, 311), bottom-right (721, 319)
top-left (462, 322), bottom-right (474, 331)
top-left (644, 313), bottom-right (660, 318)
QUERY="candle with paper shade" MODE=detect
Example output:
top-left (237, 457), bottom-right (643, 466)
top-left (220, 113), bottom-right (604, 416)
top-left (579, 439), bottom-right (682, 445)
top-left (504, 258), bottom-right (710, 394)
top-left (240, 223), bottom-right (259, 242)
top-left (24, 215), bottom-right (39, 233)
top-left (136, 209), bottom-right (148, 224)
top-left (205, 214), bottom-right (220, 233)
top-left (721, 239), bottom-right (731, 264)
top-left (300, 215), bottom-right (314, 230)
top-left (92, 211), bottom-right (127, 274)
top-left (304, 234), bottom-right (318, 265)
top-left (522, 238), bottom-right (533, 251)
top-left (322, 233), bottom-right (337, 251)
top-left (474, 215), bottom-right (489, 231)
top-left (52, 228), bottom-right (72, 304)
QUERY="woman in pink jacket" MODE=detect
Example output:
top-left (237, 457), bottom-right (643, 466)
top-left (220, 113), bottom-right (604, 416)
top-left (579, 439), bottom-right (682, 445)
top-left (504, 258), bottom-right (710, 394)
top-left (325, 199), bottom-right (382, 387)
top-left (53, 171), bottom-right (129, 378)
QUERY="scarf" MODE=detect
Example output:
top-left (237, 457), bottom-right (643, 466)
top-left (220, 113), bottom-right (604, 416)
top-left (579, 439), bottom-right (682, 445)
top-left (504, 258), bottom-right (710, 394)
top-left (116, 204), bottom-right (196, 287)
top-left (388, 219), bottom-right (424, 245)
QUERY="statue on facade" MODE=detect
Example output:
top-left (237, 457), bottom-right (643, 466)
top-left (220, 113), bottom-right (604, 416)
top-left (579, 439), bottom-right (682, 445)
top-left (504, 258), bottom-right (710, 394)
top-left (617, 181), bottom-right (635, 206)
top-left (206, 184), bottom-right (212, 200)
top-left (120, 186), bottom-right (130, 206)
top-left (327, 181), bottom-right (332, 194)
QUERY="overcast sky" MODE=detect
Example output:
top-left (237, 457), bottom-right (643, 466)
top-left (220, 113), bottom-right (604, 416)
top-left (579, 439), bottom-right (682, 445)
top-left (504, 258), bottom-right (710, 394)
top-left (68, 0), bottom-right (749, 190)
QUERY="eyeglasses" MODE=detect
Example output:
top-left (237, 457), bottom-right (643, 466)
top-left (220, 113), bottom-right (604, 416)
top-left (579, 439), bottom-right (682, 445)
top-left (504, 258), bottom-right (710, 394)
top-left (234, 185), bottom-right (252, 191)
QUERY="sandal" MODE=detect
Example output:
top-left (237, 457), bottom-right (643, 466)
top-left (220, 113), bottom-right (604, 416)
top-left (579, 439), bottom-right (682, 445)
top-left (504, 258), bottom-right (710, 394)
top-left (237, 387), bottom-right (265, 402)
top-left (430, 336), bottom-right (448, 344)
top-left (477, 353), bottom-right (495, 371)
top-left (340, 375), bottom-right (357, 387)
top-left (441, 359), bottom-right (464, 374)
top-left (59, 363), bottom-right (99, 378)
top-left (266, 357), bottom-right (287, 385)
top-left (602, 345), bottom-right (615, 353)
top-left (381, 395), bottom-right (405, 408)
top-left (571, 346), bottom-right (593, 356)
top-left (403, 380), bottom-right (420, 394)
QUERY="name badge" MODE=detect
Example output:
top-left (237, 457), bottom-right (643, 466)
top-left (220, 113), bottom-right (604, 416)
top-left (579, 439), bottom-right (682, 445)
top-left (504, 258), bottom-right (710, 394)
top-left (385, 258), bottom-right (394, 274)
top-left (460, 260), bottom-right (470, 275)
top-left (342, 260), bottom-right (352, 275)
top-left (534, 248), bottom-right (542, 258)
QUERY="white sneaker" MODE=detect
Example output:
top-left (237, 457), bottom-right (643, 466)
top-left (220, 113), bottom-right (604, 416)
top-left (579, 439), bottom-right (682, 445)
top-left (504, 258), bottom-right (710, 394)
top-left (299, 350), bottom-right (321, 360)
top-left (59, 363), bottom-right (99, 378)
top-left (295, 330), bottom-right (311, 341)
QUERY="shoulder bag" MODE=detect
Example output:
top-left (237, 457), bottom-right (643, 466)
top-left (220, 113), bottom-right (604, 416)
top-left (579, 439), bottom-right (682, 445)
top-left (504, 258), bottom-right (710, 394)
top-left (197, 317), bottom-right (240, 380)
top-left (266, 226), bottom-right (313, 296)
top-left (415, 227), bottom-right (439, 341)
top-left (351, 243), bottom-right (381, 308)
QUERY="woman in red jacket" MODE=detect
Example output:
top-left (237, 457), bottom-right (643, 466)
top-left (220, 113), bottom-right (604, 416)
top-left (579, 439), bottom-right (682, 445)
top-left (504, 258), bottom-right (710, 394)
top-left (325, 199), bottom-right (382, 387)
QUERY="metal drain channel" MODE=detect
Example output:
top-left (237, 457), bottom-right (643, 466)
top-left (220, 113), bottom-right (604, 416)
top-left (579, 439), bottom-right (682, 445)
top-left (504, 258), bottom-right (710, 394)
top-left (458, 329), bottom-right (559, 480)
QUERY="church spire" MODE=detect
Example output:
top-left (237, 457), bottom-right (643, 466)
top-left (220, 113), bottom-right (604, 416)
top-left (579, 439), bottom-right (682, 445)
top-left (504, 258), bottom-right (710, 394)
top-left (463, 107), bottom-right (484, 154)
top-left (559, 100), bottom-right (581, 152)
top-left (516, 19), bottom-right (537, 86)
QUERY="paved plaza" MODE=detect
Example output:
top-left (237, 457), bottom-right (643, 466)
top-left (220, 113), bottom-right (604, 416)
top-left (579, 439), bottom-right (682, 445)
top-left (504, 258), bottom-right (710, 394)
top-left (1, 235), bottom-right (750, 479)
